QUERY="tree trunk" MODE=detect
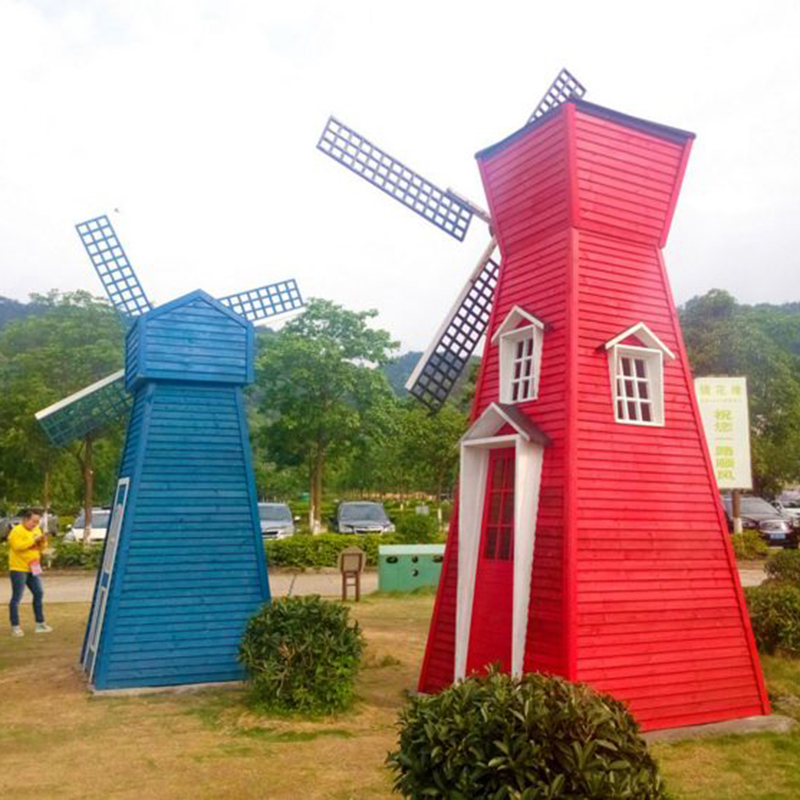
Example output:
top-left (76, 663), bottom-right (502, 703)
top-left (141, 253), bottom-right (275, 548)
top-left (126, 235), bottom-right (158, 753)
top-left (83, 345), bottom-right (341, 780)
top-left (83, 437), bottom-right (94, 545)
top-left (313, 444), bottom-right (324, 533)
top-left (43, 469), bottom-right (51, 534)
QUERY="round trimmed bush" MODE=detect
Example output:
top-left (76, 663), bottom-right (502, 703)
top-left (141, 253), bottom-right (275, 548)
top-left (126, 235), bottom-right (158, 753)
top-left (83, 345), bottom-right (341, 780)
top-left (387, 669), bottom-right (667, 799)
top-left (765, 549), bottom-right (800, 586)
top-left (239, 595), bottom-right (364, 714)
top-left (745, 583), bottom-right (800, 656)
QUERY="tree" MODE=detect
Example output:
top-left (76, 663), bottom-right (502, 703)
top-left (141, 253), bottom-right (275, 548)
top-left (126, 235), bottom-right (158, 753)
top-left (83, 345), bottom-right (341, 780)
top-left (0, 291), bottom-right (125, 522)
top-left (680, 290), bottom-right (800, 495)
top-left (255, 299), bottom-right (398, 528)
top-left (399, 400), bottom-right (467, 498)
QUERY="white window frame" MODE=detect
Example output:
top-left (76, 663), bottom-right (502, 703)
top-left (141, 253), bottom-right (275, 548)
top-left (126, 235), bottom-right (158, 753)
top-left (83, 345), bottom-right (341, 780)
top-left (500, 326), bottom-right (542, 403)
top-left (493, 307), bottom-right (545, 406)
top-left (610, 345), bottom-right (664, 427)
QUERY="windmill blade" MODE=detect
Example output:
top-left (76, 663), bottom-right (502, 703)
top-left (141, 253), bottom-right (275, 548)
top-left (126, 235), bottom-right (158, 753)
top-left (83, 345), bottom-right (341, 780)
top-left (527, 68), bottom-right (586, 123)
top-left (218, 279), bottom-right (304, 323)
top-left (35, 370), bottom-right (130, 447)
top-left (317, 116), bottom-right (475, 242)
top-left (76, 215), bottom-right (153, 317)
top-left (406, 238), bottom-right (500, 412)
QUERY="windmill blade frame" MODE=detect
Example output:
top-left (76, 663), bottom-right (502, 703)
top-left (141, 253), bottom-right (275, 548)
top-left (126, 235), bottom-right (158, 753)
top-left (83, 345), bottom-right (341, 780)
top-left (217, 279), bottom-right (304, 323)
top-left (76, 215), bottom-right (153, 317)
top-left (406, 238), bottom-right (500, 411)
top-left (317, 116), bottom-right (475, 242)
top-left (527, 68), bottom-right (587, 123)
top-left (35, 370), bottom-right (130, 447)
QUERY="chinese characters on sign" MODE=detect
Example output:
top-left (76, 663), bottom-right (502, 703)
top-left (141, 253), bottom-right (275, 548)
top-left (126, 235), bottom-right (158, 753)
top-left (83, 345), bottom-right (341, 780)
top-left (695, 377), bottom-right (753, 490)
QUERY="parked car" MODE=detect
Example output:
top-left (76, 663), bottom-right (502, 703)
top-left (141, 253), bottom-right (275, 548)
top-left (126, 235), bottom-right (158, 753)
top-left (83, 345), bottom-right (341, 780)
top-left (64, 508), bottom-right (111, 543)
top-left (258, 502), bottom-right (296, 540)
top-left (721, 494), bottom-right (798, 548)
top-left (0, 509), bottom-right (58, 538)
top-left (334, 501), bottom-right (395, 534)
top-left (774, 494), bottom-right (800, 525)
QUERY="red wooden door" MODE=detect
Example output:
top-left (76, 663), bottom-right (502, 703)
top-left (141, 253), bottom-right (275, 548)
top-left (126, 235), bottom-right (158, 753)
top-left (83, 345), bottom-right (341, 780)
top-left (467, 447), bottom-right (515, 675)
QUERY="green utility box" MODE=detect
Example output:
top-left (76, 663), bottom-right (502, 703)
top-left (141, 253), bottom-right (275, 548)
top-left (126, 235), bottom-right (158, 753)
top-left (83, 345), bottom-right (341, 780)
top-left (378, 544), bottom-right (446, 592)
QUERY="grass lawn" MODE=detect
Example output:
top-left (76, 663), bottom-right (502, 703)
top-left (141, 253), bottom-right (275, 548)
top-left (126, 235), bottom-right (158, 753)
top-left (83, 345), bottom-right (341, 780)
top-left (0, 595), bottom-right (798, 799)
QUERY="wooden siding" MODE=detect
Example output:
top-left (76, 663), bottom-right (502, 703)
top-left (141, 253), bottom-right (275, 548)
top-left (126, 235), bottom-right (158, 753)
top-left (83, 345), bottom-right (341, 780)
top-left (93, 382), bottom-right (269, 689)
top-left (418, 100), bottom-right (768, 731)
top-left (573, 231), bottom-right (767, 728)
top-left (126, 292), bottom-right (252, 388)
top-left (572, 109), bottom-right (687, 246)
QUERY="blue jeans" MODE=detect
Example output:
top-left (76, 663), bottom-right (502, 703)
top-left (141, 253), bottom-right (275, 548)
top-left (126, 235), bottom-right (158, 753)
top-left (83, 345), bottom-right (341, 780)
top-left (9, 571), bottom-right (45, 627)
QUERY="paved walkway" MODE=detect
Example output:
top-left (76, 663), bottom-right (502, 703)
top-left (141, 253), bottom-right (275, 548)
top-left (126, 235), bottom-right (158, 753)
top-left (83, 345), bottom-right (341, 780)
top-left (0, 566), bottom-right (763, 604)
top-left (1, 570), bottom-right (379, 604)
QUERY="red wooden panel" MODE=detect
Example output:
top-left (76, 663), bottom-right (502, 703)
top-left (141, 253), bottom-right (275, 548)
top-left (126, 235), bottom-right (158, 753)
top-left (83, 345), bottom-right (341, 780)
top-left (420, 99), bottom-right (767, 732)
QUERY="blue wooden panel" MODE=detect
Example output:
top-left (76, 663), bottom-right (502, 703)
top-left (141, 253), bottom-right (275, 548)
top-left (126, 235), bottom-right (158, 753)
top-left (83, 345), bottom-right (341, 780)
top-left (89, 378), bottom-right (270, 690)
top-left (125, 290), bottom-right (255, 389)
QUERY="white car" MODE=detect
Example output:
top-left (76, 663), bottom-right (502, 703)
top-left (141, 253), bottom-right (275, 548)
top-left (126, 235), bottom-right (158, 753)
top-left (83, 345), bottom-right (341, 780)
top-left (64, 508), bottom-right (110, 543)
top-left (258, 503), bottom-right (296, 540)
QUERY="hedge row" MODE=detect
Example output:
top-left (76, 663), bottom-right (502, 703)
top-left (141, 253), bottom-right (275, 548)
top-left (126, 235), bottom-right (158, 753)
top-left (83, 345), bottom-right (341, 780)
top-left (263, 534), bottom-right (399, 568)
top-left (0, 519), bottom-right (443, 573)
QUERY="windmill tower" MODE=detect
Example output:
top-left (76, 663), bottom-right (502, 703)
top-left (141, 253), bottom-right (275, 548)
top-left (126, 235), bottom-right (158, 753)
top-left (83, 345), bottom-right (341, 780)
top-left (318, 72), bottom-right (770, 731)
top-left (36, 215), bottom-right (303, 690)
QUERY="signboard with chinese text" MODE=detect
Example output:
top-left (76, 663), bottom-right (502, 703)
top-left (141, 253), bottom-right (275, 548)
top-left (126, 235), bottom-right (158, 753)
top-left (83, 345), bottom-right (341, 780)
top-left (695, 376), bottom-right (753, 490)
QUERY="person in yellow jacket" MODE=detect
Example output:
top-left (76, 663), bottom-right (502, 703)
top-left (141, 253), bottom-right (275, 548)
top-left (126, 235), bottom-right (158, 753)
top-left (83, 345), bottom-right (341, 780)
top-left (8, 508), bottom-right (52, 637)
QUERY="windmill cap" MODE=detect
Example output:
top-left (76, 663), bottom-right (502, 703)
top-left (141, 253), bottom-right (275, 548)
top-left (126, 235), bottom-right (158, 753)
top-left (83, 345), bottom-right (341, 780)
top-left (476, 97), bottom-right (696, 161)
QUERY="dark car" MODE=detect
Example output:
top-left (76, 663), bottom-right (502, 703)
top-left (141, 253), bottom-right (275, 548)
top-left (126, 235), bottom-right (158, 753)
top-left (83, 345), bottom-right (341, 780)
top-left (721, 494), bottom-right (798, 548)
top-left (334, 502), bottom-right (395, 534)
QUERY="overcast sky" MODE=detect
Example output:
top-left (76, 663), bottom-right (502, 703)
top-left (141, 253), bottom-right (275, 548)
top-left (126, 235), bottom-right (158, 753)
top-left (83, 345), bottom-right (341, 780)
top-left (1, 0), bottom-right (798, 351)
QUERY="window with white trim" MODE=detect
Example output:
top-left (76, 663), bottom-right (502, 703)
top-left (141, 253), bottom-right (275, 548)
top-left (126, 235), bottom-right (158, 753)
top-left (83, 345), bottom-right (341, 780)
top-left (611, 346), bottom-right (664, 426)
top-left (499, 325), bottom-right (543, 404)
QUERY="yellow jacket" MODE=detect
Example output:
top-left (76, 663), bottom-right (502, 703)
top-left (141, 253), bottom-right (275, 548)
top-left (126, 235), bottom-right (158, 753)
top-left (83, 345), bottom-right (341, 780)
top-left (8, 524), bottom-right (44, 573)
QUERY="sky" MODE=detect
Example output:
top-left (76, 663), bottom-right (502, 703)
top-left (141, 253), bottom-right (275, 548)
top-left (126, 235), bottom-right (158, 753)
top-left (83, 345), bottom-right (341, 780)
top-left (0, 0), bottom-right (799, 351)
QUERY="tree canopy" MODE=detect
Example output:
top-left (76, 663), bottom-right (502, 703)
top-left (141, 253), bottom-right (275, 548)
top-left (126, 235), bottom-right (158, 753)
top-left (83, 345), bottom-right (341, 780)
top-left (680, 289), bottom-right (800, 494)
top-left (0, 291), bottom-right (126, 509)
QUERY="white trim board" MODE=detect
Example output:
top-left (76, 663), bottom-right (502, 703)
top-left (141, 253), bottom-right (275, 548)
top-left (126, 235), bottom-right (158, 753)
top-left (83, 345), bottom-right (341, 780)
top-left (455, 433), bottom-right (545, 681)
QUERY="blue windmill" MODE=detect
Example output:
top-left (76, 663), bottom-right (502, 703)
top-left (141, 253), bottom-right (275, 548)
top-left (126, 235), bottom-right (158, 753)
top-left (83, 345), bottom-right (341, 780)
top-left (36, 214), bottom-right (304, 690)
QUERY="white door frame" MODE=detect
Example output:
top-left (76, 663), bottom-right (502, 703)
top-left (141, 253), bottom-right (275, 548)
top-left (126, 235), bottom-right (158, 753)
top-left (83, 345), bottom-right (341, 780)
top-left (455, 434), bottom-right (544, 680)
top-left (83, 477), bottom-right (130, 681)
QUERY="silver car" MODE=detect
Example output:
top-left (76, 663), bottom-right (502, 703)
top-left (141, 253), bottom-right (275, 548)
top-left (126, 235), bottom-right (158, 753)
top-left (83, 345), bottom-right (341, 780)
top-left (258, 503), bottom-right (295, 540)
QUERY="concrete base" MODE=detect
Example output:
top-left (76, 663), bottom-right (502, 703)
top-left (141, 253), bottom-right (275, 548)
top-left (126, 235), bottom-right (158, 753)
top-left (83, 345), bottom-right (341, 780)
top-left (644, 714), bottom-right (796, 744)
top-left (89, 680), bottom-right (244, 697)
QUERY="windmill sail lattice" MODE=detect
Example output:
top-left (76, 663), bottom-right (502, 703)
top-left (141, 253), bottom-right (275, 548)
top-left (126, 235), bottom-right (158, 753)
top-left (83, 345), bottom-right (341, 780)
top-left (527, 68), bottom-right (587, 123)
top-left (76, 216), bottom-right (153, 317)
top-left (317, 117), bottom-right (475, 241)
top-left (218, 280), bottom-right (303, 323)
top-left (406, 241), bottom-right (500, 411)
top-left (35, 370), bottom-right (129, 447)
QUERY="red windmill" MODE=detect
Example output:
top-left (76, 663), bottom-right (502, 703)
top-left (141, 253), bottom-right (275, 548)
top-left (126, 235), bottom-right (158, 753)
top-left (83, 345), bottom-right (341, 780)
top-left (318, 72), bottom-right (770, 731)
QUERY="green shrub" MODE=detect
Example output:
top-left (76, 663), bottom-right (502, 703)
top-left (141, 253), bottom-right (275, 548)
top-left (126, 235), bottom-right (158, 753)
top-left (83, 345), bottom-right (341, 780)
top-left (395, 514), bottom-right (440, 544)
top-left (745, 584), bottom-right (800, 656)
top-left (50, 542), bottom-right (103, 570)
top-left (0, 541), bottom-right (103, 572)
top-left (765, 549), bottom-right (800, 586)
top-left (388, 668), bottom-right (667, 800)
top-left (263, 533), bottom-right (398, 569)
top-left (731, 530), bottom-right (769, 560)
top-left (239, 595), bottom-right (364, 714)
